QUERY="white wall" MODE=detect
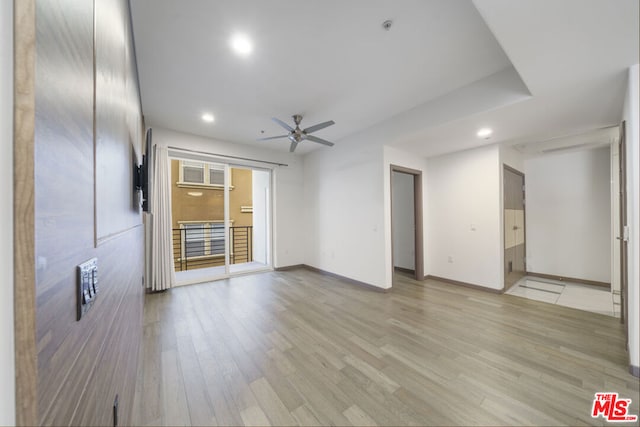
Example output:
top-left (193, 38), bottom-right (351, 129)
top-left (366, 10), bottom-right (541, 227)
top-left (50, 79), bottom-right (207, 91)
top-left (500, 144), bottom-right (525, 172)
top-left (302, 67), bottom-right (527, 290)
top-left (252, 169), bottom-right (270, 264)
top-left (151, 126), bottom-right (305, 268)
top-left (525, 148), bottom-right (611, 283)
top-left (304, 139), bottom-right (387, 287)
top-left (426, 145), bottom-right (502, 289)
top-left (391, 171), bottom-right (415, 271)
top-left (0, 0), bottom-right (16, 424)
top-left (622, 63), bottom-right (639, 372)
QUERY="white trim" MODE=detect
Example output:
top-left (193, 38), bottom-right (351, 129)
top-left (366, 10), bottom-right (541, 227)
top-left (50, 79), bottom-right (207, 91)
top-left (177, 219), bottom-right (232, 225)
top-left (224, 165), bottom-right (231, 273)
top-left (176, 182), bottom-right (234, 190)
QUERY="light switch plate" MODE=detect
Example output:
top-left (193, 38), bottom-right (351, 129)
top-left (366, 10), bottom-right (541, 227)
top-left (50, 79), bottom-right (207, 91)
top-left (77, 258), bottom-right (98, 321)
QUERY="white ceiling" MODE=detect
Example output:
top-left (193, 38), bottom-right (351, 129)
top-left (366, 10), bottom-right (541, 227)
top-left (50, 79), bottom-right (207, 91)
top-left (130, 0), bottom-right (639, 157)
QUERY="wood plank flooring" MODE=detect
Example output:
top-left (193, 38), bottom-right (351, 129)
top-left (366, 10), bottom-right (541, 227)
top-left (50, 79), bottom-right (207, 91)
top-left (132, 269), bottom-right (639, 426)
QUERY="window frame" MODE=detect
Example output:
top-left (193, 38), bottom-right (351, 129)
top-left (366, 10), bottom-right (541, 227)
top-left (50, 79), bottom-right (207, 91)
top-left (177, 160), bottom-right (234, 190)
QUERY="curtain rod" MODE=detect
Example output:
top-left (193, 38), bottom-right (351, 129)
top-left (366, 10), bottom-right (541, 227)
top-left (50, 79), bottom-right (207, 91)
top-left (166, 146), bottom-right (288, 167)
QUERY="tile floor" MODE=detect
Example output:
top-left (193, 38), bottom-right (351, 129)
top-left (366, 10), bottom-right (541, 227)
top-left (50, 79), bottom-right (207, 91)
top-left (506, 276), bottom-right (619, 317)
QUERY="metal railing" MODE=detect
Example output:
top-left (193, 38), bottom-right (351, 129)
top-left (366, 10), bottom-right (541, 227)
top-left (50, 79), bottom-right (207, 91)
top-left (172, 225), bottom-right (253, 272)
top-left (230, 225), bottom-right (252, 265)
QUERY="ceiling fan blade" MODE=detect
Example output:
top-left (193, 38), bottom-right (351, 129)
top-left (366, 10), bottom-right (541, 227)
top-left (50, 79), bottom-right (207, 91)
top-left (272, 117), bottom-right (294, 132)
top-left (303, 120), bottom-right (335, 134)
top-left (306, 135), bottom-right (335, 147)
top-left (257, 135), bottom-right (289, 141)
top-left (289, 141), bottom-right (298, 152)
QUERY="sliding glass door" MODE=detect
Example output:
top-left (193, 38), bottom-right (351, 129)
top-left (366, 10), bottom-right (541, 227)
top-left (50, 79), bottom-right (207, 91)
top-left (169, 155), bottom-right (272, 286)
top-left (228, 166), bottom-right (271, 274)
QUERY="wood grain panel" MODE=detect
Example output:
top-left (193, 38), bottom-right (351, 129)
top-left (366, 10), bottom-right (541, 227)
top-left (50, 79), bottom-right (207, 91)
top-left (30, 0), bottom-right (145, 425)
top-left (95, 0), bottom-right (143, 241)
top-left (70, 228), bottom-right (144, 427)
top-left (14, 0), bottom-right (38, 424)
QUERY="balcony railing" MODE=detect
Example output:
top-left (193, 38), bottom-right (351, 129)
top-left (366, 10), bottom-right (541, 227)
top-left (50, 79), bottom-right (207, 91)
top-left (172, 225), bottom-right (253, 272)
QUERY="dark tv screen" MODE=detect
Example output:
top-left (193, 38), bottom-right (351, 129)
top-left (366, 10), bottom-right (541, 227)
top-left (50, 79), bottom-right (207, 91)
top-left (141, 128), bottom-right (151, 212)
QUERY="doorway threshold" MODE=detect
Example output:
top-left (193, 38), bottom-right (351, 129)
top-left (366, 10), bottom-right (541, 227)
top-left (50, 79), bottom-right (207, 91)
top-left (175, 263), bottom-right (272, 287)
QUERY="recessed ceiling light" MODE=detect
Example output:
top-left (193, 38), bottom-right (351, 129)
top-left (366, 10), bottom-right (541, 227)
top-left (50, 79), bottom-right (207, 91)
top-left (202, 113), bottom-right (214, 123)
top-left (477, 128), bottom-right (493, 139)
top-left (230, 33), bottom-right (253, 57)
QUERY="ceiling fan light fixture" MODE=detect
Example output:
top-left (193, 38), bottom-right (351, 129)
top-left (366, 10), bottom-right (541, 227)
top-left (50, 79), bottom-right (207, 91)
top-left (230, 33), bottom-right (253, 57)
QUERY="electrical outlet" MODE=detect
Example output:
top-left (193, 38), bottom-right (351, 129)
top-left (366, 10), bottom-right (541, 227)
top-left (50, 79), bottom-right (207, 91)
top-left (447, 256), bottom-right (453, 263)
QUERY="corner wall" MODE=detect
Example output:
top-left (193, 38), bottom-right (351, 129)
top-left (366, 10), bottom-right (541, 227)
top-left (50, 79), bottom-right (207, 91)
top-left (1, 0), bottom-right (15, 424)
top-left (622, 64), bottom-right (639, 372)
top-left (426, 145), bottom-right (502, 289)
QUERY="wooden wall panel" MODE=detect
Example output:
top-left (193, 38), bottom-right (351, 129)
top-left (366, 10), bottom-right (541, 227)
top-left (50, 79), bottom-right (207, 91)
top-left (95, 0), bottom-right (143, 241)
top-left (14, 0), bottom-right (38, 424)
top-left (70, 228), bottom-right (144, 427)
top-left (31, 0), bottom-right (145, 425)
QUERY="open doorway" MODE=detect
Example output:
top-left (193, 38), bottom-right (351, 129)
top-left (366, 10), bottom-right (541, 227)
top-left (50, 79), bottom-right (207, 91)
top-left (505, 145), bottom-right (617, 317)
top-left (390, 165), bottom-right (424, 281)
top-left (228, 166), bottom-right (271, 274)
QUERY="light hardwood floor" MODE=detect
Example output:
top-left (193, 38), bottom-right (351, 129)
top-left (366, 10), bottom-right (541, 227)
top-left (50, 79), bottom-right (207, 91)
top-left (132, 268), bottom-right (639, 426)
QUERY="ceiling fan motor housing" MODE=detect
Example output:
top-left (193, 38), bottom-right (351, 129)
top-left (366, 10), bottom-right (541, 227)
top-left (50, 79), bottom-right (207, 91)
top-left (289, 131), bottom-right (304, 143)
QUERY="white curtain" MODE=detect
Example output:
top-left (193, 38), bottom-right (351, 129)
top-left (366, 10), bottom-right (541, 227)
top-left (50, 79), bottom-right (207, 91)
top-left (149, 144), bottom-right (176, 291)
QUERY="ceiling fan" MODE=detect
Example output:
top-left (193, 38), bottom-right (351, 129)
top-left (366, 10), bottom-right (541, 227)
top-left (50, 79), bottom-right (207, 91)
top-left (258, 114), bottom-right (336, 152)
